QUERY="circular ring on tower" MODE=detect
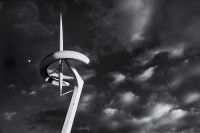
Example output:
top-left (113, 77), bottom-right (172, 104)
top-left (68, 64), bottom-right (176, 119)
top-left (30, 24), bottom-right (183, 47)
top-left (39, 50), bottom-right (90, 86)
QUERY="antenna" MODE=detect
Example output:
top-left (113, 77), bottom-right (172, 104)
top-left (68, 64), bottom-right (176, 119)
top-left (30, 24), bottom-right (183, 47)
top-left (60, 12), bottom-right (63, 51)
top-left (59, 12), bottom-right (64, 96)
top-left (39, 12), bottom-right (90, 133)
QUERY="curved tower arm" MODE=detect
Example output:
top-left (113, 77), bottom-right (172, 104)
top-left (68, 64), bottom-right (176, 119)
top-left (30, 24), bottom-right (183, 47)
top-left (39, 50), bottom-right (89, 87)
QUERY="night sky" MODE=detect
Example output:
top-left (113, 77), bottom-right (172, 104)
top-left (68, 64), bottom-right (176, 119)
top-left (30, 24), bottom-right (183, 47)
top-left (1, 0), bottom-right (200, 133)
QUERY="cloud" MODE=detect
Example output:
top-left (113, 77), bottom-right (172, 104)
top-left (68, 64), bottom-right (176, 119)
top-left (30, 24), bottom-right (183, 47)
top-left (150, 103), bottom-right (173, 119)
top-left (129, 0), bottom-right (200, 67)
top-left (108, 72), bottom-right (126, 88)
top-left (14, 22), bottom-right (57, 36)
top-left (169, 61), bottom-right (200, 89)
top-left (131, 103), bottom-right (174, 124)
top-left (81, 94), bottom-right (95, 102)
top-left (74, 126), bottom-right (90, 131)
top-left (170, 109), bottom-right (188, 119)
top-left (25, 107), bottom-right (95, 132)
top-left (25, 108), bottom-right (66, 132)
top-left (117, 0), bottom-right (154, 42)
top-left (103, 108), bottom-right (118, 117)
top-left (77, 103), bottom-right (90, 112)
top-left (83, 0), bottom-right (157, 53)
top-left (78, 93), bottom-right (96, 112)
top-left (130, 107), bottom-right (190, 132)
top-left (98, 98), bottom-right (199, 132)
top-left (157, 0), bottom-right (200, 43)
top-left (3, 1), bottom-right (38, 24)
top-left (0, 1), bottom-right (60, 37)
top-left (109, 72), bottom-right (126, 84)
top-left (22, 83), bottom-right (51, 96)
top-left (147, 92), bottom-right (177, 106)
top-left (119, 92), bottom-right (138, 105)
top-left (96, 91), bottom-right (181, 132)
top-left (134, 42), bottom-right (186, 66)
top-left (134, 66), bottom-right (156, 82)
top-left (148, 109), bottom-right (189, 132)
top-left (81, 69), bottom-right (97, 81)
top-left (39, 84), bottom-right (50, 89)
top-left (184, 93), bottom-right (200, 104)
top-left (98, 108), bottom-right (132, 131)
top-left (6, 84), bottom-right (16, 90)
top-left (2, 0), bottom-right (200, 133)
top-left (1, 112), bottom-right (16, 121)
top-left (107, 92), bottom-right (139, 109)
top-left (0, 2), bottom-right (3, 10)
top-left (21, 90), bottom-right (36, 95)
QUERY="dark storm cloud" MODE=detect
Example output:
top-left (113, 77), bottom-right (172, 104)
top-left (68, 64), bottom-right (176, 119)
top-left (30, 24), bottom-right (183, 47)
top-left (82, 0), bottom-right (155, 53)
top-left (1, 112), bottom-right (16, 121)
top-left (133, 0), bottom-right (200, 66)
top-left (79, 0), bottom-right (167, 54)
top-left (25, 108), bottom-right (66, 132)
top-left (2, 0), bottom-right (200, 133)
top-left (0, 0), bottom-right (69, 87)
top-left (108, 71), bottom-right (126, 89)
top-left (25, 106), bottom-right (97, 133)
top-left (0, 1), bottom-right (62, 37)
top-left (22, 0), bottom-right (200, 132)
top-left (6, 84), bottom-right (16, 90)
top-left (157, 0), bottom-right (200, 43)
top-left (0, 2), bottom-right (3, 10)
top-left (145, 109), bottom-right (200, 132)
top-left (1, 1), bottom-right (38, 24)
top-left (21, 90), bottom-right (36, 95)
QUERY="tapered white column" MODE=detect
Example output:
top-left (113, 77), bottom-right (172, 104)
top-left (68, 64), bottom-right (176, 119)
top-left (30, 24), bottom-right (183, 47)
top-left (59, 12), bottom-right (64, 95)
top-left (61, 61), bottom-right (84, 133)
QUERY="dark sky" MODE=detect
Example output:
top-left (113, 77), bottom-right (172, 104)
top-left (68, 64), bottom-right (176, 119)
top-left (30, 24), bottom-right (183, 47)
top-left (1, 0), bottom-right (200, 133)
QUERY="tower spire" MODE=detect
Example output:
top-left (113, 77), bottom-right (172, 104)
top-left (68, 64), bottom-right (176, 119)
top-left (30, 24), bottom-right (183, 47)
top-left (59, 12), bottom-right (63, 95)
top-left (60, 12), bottom-right (63, 51)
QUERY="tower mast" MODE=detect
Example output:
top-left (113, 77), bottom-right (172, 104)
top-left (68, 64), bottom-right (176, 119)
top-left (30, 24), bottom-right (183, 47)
top-left (59, 12), bottom-right (63, 96)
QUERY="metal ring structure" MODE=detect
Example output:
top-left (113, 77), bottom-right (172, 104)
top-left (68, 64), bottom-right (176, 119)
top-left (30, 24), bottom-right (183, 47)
top-left (39, 50), bottom-right (89, 86)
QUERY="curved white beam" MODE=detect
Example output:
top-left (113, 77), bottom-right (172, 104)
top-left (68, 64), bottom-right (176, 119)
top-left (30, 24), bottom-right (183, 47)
top-left (39, 50), bottom-right (89, 86)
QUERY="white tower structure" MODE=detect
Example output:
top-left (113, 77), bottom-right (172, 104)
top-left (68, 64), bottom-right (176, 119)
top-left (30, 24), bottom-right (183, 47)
top-left (39, 13), bottom-right (90, 133)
